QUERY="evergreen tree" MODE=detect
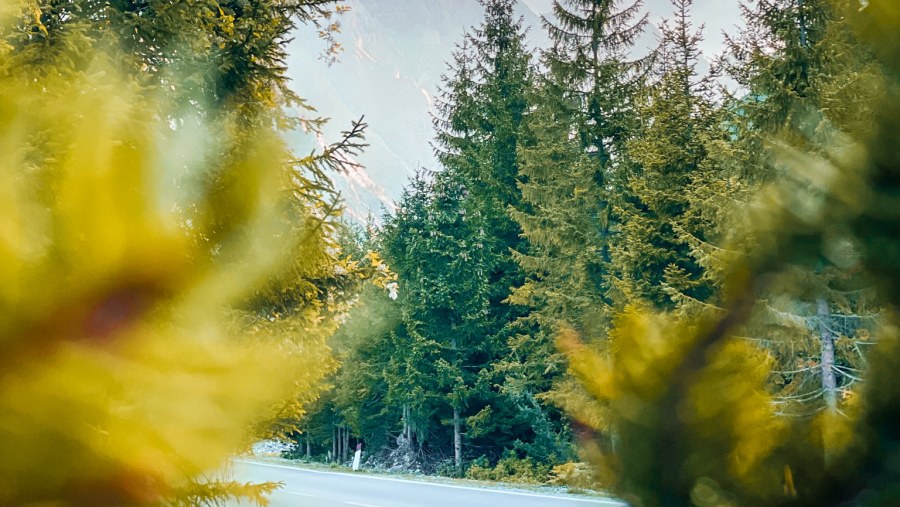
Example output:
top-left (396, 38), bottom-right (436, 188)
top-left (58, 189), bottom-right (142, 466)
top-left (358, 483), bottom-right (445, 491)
top-left (610, 0), bottom-right (716, 309)
top-left (380, 172), bottom-right (446, 458)
top-left (0, 2), bottom-right (395, 504)
top-left (505, 77), bottom-right (605, 450)
top-left (716, 0), bottom-right (884, 421)
top-left (508, 0), bottom-right (650, 453)
top-left (429, 0), bottom-right (540, 469)
top-left (723, 0), bottom-right (880, 142)
top-left (543, 0), bottom-right (649, 166)
top-left (510, 77), bottom-right (607, 335)
top-left (562, 3), bottom-right (900, 503)
top-left (511, 0), bottom-right (649, 330)
top-left (0, 5), bottom-right (353, 507)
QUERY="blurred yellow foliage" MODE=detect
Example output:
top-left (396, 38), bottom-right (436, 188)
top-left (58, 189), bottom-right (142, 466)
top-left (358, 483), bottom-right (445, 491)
top-left (560, 308), bottom-right (785, 501)
top-left (555, 3), bottom-right (900, 505)
top-left (0, 30), bottom-right (336, 507)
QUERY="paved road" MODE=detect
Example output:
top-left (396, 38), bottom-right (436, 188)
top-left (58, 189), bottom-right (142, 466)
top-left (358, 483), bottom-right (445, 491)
top-left (231, 460), bottom-right (626, 507)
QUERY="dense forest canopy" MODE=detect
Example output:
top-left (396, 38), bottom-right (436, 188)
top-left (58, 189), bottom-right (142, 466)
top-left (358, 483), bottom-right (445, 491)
top-left (296, 0), bottom-right (900, 506)
top-left (1, 0), bottom-right (899, 506)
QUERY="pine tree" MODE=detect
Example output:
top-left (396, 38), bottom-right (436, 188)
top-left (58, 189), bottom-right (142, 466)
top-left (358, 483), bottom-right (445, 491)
top-left (505, 77), bottom-right (606, 451)
top-left (610, 0), bottom-right (716, 309)
top-left (717, 0), bottom-right (884, 422)
top-left (511, 0), bottom-right (649, 328)
top-left (543, 0), bottom-right (649, 166)
top-left (510, 78), bottom-right (607, 334)
top-left (380, 171), bottom-right (446, 459)
top-left (508, 0), bottom-right (650, 455)
top-left (428, 0), bottom-right (540, 470)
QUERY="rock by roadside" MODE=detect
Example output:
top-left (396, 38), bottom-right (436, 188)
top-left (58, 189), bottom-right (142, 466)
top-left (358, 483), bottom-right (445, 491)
top-left (251, 439), bottom-right (293, 456)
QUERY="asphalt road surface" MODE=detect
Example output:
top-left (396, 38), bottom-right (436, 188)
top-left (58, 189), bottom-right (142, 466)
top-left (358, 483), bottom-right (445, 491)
top-left (231, 460), bottom-right (627, 507)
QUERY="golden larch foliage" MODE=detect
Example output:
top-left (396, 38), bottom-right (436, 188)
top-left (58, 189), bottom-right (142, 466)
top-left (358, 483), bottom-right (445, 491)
top-left (0, 32), bottom-right (335, 506)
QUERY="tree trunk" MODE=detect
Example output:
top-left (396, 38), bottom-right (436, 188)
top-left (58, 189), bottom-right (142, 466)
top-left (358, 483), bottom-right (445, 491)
top-left (798, 0), bottom-right (808, 48)
top-left (306, 438), bottom-right (311, 459)
top-left (453, 406), bottom-right (462, 473)
top-left (332, 426), bottom-right (338, 463)
top-left (343, 427), bottom-right (350, 463)
top-left (402, 404), bottom-right (409, 441)
top-left (817, 297), bottom-right (839, 465)
top-left (817, 297), bottom-right (838, 411)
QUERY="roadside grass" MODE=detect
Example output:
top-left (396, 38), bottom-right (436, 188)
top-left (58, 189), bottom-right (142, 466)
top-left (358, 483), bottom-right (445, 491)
top-left (237, 455), bottom-right (613, 500)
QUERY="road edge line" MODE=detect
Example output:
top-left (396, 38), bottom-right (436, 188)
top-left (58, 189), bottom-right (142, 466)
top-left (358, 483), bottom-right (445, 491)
top-left (234, 459), bottom-right (625, 505)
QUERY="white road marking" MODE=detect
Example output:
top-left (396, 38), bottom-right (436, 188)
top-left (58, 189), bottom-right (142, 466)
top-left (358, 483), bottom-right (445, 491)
top-left (236, 460), bottom-right (624, 505)
top-left (286, 488), bottom-right (382, 506)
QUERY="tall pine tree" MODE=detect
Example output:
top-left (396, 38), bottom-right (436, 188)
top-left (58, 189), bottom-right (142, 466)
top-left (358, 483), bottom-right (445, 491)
top-left (511, 0), bottom-right (649, 330)
top-left (428, 0), bottom-right (539, 469)
top-left (610, 0), bottom-right (716, 309)
top-left (509, 0), bottom-right (649, 447)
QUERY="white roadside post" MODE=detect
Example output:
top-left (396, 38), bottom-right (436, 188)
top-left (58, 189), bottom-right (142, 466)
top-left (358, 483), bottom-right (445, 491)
top-left (352, 443), bottom-right (362, 471)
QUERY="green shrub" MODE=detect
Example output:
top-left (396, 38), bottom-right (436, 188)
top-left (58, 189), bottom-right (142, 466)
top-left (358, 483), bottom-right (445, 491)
top-left (436, 459), bottom-right (464, 478)
top-left (548, 462), bottom-right (595, 490)
top-left (464, 455), bottom-right (552, 484)
top-left (463, 456), bottom-right (493, 481)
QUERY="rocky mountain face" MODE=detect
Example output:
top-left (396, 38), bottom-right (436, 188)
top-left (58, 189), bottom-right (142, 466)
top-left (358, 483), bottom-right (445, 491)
top-left (285, 0), bottom-right (737, 220)
top-left (286, 0), bottom-right (541, 219)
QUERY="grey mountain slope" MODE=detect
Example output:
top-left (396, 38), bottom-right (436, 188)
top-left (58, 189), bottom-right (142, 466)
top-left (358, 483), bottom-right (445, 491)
top-left (286, 0), bottom-right (547, 219)
top-left (285, 0), bottom-right (740, 220)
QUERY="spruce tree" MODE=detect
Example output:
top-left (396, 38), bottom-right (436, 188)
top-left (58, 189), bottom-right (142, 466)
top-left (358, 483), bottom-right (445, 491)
top-left (512, 0), bottom-right (649, 328)
top-left (543, 0), bottom-right (649, 166)
top-left (381, 171), bottom-right (447, 458)
top-left (429, 0), bottom-right (539, 469)
top-left (505, 77), bottom-right (605, 449)
top-left (508, 0), bottom-right (649, 450)
top-left (610, 0), bottom-right (716, 309)
top-left (718, 0), bottom-right (884, 421)
top-left (560, 3), bottom-right (900, 503)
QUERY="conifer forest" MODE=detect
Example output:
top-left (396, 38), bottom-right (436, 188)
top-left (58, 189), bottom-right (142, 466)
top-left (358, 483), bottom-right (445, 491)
top-left (1, 0), bottom-right (899, 506)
